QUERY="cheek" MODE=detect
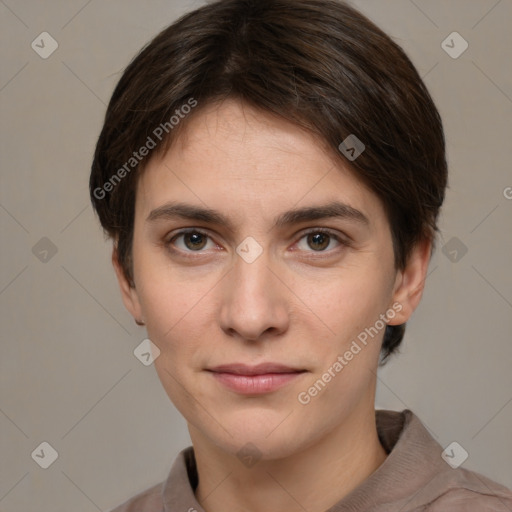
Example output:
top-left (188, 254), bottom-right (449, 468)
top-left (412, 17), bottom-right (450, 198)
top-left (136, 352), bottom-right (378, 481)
top-left (133, 240), bottom-right (211, 329)
top-left (294, 274), bottom-right (389, 417)
top-left (141, 283), bottom-right (211, 362)
top-left (296, 264), bottom-right (394, 341)
top-left (135, 259), bottom-right (220, 376)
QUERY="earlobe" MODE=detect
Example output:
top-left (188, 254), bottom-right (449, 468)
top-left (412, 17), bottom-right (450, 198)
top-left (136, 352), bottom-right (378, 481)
top-left (112, 246), bottom-right (144, 324)
top-left (388, 238), bottom-right (432, 326)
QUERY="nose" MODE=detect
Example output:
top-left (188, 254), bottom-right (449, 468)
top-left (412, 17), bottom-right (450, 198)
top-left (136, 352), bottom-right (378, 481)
top-left (219, 247), bottom-right (290, 343)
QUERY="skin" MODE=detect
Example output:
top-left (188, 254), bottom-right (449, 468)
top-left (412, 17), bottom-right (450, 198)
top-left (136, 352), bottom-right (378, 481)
top-left (114, 98), bottom-right (431, 512)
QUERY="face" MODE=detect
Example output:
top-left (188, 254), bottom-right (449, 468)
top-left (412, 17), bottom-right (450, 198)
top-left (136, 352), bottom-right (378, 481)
top-left (115, 99), bottom-right (428, 460)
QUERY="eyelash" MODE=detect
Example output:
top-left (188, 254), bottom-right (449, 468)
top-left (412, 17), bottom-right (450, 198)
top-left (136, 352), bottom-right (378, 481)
top-left (165, 227), bottom-right (350, 259)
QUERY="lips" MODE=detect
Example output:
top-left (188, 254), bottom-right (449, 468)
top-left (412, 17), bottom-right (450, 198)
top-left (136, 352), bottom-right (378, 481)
top-left (206, 363), bottom-right (307, 394)
top-left (209, 363), bottom-right (305, 375)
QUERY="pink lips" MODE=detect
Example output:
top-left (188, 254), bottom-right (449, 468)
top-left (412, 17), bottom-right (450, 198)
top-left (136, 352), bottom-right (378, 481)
top-left (207, 363), bottom-right (306, 395)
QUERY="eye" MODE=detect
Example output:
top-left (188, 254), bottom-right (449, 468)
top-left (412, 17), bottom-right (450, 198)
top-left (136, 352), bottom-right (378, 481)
top-left (166, 229), bottom-right (216, 254)
top-left (295, 228), bottom-right (347, 254)
top-left (165, 227), bottom-right (349, 259)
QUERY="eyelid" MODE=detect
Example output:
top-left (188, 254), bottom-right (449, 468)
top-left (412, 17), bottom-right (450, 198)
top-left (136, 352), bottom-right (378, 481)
top-left (166, 228), bottom-right (217, 252)
top-left (293, 227), bottom-right (351, 254)
top-left (299, 227), bottom-right (351, 243)
top-left (164, 226), bottom-right (351, 257)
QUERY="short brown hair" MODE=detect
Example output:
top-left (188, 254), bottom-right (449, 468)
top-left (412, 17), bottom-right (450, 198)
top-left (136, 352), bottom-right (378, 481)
top-left (90, 0), bottom-right (447, 363)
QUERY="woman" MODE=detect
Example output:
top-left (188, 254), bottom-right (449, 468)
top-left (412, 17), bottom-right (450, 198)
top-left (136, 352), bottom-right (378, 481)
top-left (90, 0), bottom-right (512, 510)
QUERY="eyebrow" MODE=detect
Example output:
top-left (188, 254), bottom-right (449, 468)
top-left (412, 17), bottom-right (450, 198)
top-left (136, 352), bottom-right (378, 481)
top-left (146, 200), bottom-right (369, 231)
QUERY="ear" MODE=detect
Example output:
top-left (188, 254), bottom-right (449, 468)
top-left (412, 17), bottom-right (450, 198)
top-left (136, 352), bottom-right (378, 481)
top-left (112, 245), bottom-right (144, 323)
top-left (388, 237), bottom-right (432, 325)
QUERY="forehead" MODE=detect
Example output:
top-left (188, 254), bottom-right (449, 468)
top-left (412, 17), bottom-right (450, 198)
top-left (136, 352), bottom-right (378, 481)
top-left (136, 99), bottom-right (387, 230)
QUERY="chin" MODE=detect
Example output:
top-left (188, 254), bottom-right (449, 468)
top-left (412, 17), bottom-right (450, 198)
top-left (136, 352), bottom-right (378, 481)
top-left (196, 411), bottom-right (317, 462)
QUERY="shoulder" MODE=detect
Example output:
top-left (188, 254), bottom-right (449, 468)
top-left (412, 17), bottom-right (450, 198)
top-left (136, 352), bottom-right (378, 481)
top-left (422, 467), bottom-right (512, 511)
top-left (374, 410), bottom-right (512, 511)
top-left (106, 446), bottom-right (197, 512)
top-left (107, 481), bottom-right (164, 512)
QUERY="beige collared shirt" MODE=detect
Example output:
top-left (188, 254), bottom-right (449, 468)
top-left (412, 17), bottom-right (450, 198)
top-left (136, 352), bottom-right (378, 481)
top-left (109, 409), bottom-right (512, 511)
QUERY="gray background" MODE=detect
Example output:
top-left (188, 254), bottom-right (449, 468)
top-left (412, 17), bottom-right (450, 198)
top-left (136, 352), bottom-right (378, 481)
top-left (1, 0), bottom-right (511, 510)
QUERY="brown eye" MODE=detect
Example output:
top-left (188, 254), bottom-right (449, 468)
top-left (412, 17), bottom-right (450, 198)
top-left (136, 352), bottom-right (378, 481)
top-left (182, 232), bottom-right (208, 251)
top-left (307, 232), bottom-right (331, 251)
top-left (295, 228), bottom-right (348, 256)
top-left (167, 229), bottom-right (213, 253)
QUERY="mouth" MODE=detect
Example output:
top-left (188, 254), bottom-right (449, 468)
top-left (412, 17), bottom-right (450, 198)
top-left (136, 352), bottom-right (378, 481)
top-left (206, 363), bottom-right (308, 394)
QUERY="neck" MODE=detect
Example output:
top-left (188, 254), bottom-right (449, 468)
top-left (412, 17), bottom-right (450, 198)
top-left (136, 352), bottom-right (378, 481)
top-left (190, 403), bottom-right (387, 512)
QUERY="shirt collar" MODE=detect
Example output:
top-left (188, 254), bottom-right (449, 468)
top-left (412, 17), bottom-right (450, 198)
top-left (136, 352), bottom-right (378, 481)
top-left (161, 409), bottom-right (446, 511)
